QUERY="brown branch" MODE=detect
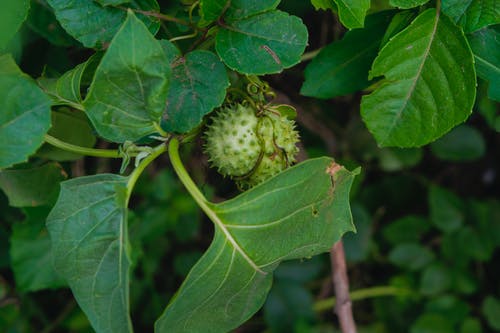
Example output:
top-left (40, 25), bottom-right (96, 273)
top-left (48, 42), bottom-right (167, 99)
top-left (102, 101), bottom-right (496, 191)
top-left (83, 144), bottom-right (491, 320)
top-left (330, 241), bottom-right (357, 333)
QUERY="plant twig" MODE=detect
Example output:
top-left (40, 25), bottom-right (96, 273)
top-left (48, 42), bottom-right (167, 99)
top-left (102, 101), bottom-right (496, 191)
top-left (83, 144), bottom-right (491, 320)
top-left (330, 241), bottom-right (357, 333)
top-left (126, 8), bottom-right (192, 27)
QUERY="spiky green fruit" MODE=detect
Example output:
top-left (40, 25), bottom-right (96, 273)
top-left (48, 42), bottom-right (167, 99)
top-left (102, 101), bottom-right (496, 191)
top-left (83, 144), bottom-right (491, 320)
top-left (204, 104), bottom-right (299, 188)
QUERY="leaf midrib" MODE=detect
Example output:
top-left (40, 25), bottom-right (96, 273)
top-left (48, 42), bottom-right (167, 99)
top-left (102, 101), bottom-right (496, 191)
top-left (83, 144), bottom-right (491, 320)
top-left (383, 9), bottom-right (441, 144)
top-left (204, 200), bottom-right (265, 274)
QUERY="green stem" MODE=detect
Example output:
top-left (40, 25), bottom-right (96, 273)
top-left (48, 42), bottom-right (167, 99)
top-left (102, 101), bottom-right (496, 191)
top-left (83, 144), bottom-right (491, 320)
top-left (129, 8), bottom-right (193, 28)
top-left (313, 286), bottom-right (412, 313)
top-left (126, 143), bottom-right (167, 196)
top-left (168, 137), bottom-right (264, 273)
top-left (168, 137), bottom-right (209, 207)
top-left (44, 134), bottom-right (121, 158)
top-left (300, 48), bottom-right (322, 62)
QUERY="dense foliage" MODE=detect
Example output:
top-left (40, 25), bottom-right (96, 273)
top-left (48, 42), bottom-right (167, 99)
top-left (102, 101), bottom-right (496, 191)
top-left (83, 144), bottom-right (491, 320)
top-left (0, 0), bottom-right (499, 332)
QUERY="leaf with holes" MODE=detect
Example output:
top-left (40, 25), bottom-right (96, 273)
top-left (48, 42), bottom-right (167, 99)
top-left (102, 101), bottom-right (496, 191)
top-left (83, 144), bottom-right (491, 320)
top-left (84, 10), bottom-right (170, 143)
top-left (46, 174), bottom-right (133, 333)
top-left (215, 10), bottom-right (308, 75)
top-left (162, 50), bottom-right (229, 133)
top-left (155, 157), bottom-right (358, 332)
top-left (442, 0), bottom-right (500, 33)
top-left (360, 9), bottom-right (476, 147)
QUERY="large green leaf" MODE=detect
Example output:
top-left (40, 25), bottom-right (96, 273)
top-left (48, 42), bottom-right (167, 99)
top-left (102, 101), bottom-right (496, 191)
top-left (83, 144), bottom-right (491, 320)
top-left (361, 9), bottom-right (476, 147)
top-left (0, 0), bottom-right (29, 50)
top-left (84, 11), bottom-right (170, 143)
top-left (467, 26), bottom-right (500, 101)
top-left (215, 10), bottom-right (308, 75)
top-left (155, 156), bottom-right (357, 332)
top-left (47, 0), bottom-right (160, 48)
top-left (10, 207), bottom-right (66, 292)
top-left (162, 50), bottom-right (229, 133)
top-left (442, 0), bottom-right (500, 33)
top-left (0, 54), bottom-right (52, 169)
top-left (301, 11), bottom-right (396, 99)
top-left (46, 174), bottom-right (132, 333)
top-left (200, 0), bottom-right (280, 23)
top-left (0, 162), bottom-right (66, 207)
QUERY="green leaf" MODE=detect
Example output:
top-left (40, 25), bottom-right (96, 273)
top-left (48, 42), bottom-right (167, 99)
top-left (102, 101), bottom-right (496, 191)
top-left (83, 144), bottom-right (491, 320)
top-left (200, 0), bottom-right (280, 23)
top-left (96, 0), bottom-right (132, 6)
top-left (482, 296), bottom-right (500, 330)
top-left (382, 215), bottom-right (429, 245)
top-left (378, 147), bottom-right (423, 171)
top-left (430, 125), bottom-right (486, 161)
top-left (343, 203), bottom-right (372, 262)
top-left (26, 0), bottom-right (78, 47)
top-left (215, 10), bottom-right (308, 75)
top-left (388, 243), bottom-right (434, 270)
top-left (84, 11), bottom-right (170, 143)
top-left (162, 50), bottom-right (229, 133)
top-left (442, 0), bottom-right (500, 33)
top-left (39, 53), bottom-right (101, 108)
top-left (0, 54), bottom-right (52, 169)
top-left (425, 296), bottom-right (471, 326)
top-left (36, 109), bottom-right (97, 161)
top-left (467, 26), bottom-right (500, 101)
top-left (429, 186), bottom-right (465, 233)
top-left (361, 9), bottom-right (476, 147)
top-left (311, 0), bottom-right (335, 11)
top-left (0, 163), bottom-right (66, 207)
top-left (390, 0), bottom-right (429, 9)
top-left (155, 157), bottom-right (357, 332)
top-left (301, 11), bottom-right (396, 99)
top-left (10, 207), bottom-right (66, 292)
top-left (0, 0), bottom-right (29, 50)
top-left (410, 313), bottom-right (454, 333)
top-left (46, 174), bottom-right (133, 333)
top-left (460, 318), bottom-right (483, 333)
top-left (310, 0), bottom-right (370, 29)
top-left (420, 263), bottom-right (452, 296)
top-left (47, 0), bottom-right (160, 48)
top-left (263, 280), bottom-right (315, 332)
top-left (159, 39), bottom-right (181, 63)
top-left (333, 0), bottom-right (370, 29)
top-left (442, 226), bottom-right (493, 263)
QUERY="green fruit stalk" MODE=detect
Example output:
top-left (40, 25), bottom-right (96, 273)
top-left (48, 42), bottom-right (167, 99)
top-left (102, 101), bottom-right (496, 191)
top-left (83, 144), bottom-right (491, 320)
top-left (204, 104), bottom-right (299, 189)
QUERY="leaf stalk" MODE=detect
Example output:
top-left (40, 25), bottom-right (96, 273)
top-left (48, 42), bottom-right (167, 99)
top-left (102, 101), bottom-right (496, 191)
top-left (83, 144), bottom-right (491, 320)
top-left (44, 134), bottom-right (121, 158)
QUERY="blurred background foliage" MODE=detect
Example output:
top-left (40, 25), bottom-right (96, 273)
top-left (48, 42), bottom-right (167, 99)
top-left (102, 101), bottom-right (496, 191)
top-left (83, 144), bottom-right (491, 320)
top-left (1, 0), bottom-right (499, 332)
